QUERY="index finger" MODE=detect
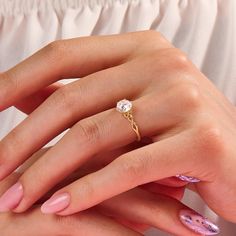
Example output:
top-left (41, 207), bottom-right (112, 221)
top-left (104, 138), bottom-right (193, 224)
top-left (0, 31), bottom-right (170, 110)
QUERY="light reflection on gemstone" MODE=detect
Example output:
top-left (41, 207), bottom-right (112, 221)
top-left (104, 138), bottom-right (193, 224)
top-left (116, 99), bottom-right (132, 113)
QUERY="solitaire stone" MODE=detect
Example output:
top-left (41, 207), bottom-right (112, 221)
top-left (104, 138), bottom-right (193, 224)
top-left (116, 99), bottom-right (132, 113)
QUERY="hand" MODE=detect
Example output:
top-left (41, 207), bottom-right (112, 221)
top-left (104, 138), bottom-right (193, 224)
top-left (0, 164), bottom-right (142, 236)
top-left (1, 149), bottom-right (204, 236)
top-left (0, 31), bottom-right (234, 226)
top-left (0, 202), bottom-right (141, 236)
top-left (0, 206), bottom-right (141, 236)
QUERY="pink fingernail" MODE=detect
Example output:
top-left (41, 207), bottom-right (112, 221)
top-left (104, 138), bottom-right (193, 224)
top-left (41, 193), bottom-right (70, 214)
top-left (179, 209), bottom-right (220, 235)
top-left (0, 182), bottom-right (23, 212)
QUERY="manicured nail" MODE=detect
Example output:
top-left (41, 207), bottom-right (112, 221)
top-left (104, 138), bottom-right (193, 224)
top-left (41, 193), bottom-right (70, 214)
top-left (0, 182), bottom-right (23, 212)
top-left (179, 209), bottom-right (220, 235)
top-left (176, 174), bottom-right (200, 183)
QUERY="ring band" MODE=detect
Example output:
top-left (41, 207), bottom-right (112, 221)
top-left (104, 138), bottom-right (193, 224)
top-left (116, 99), bottom-right (141, 141)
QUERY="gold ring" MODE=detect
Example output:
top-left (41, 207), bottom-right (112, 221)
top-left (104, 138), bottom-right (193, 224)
top-left (116, 99), bottom-right (141, 141)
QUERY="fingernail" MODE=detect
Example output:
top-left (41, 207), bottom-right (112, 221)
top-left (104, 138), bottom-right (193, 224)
top-left (176, 174), bottom-right (200, 183)
top-left (179, 209), bottom-right (220, 235)
top-left (41, 193), bottom-right (70, 214)
top-left (0, 182), bottom-right (23, 212)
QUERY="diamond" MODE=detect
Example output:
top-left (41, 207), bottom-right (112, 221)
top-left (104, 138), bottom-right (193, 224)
top-left (116, 99), bottom-right (132, 113)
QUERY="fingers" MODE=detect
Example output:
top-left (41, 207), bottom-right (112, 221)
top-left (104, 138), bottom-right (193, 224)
top-left (98, 188), bottom-right (217, 236)
top-left (4, 92), bottom-right (185, 212)
top-left (0, 31), bottom-right (169, 110)
top-left (0, 166), bottom-right (219, 236)
top-left (14, 82), bottom-right (62, 114)
top-left (39, 130), bottom-right (200, 215)
top-left (0, 60), bottom-right (147, 179)
top-left (0, 171), bottom-right (141, 236)
top-left (0, 144), bottom-right (141, 209)
top-left (0, 31), bottom-right (172, 181)
top-left (1, 43), bottom-right (185, 180)
top-left (0, 208), bottom-right (142, 236)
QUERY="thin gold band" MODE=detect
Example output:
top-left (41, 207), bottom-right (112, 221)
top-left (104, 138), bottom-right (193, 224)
top-left (123, 110), bottom-right (141, 141)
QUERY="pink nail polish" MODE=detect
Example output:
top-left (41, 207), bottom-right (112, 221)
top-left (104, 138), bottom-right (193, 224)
top-left (179, 209), bottom-right (220, 235)
top-left (41, 193), bottom-right (70, 214)
top-left (0, 182), bottom-right (23, 212)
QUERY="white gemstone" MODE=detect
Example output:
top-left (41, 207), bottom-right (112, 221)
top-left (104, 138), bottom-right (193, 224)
top-left (116, 99), bottom-right (132, 113)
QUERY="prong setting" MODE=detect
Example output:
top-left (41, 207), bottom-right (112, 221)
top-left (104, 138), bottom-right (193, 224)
top-left (116, 99), bottom-right (132, 113)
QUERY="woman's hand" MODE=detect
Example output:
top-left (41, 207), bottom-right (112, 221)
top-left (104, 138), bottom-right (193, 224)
top-left (0, 149), bottom-right (208, 236)
top-left (0, 31), bottom-right (235, 226)
top-left (0, 207), bottom-right (142, 236)
top-left (0, 160), bottom-right (143, 236)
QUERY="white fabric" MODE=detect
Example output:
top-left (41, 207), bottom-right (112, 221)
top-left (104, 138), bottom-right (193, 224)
top-left (0, 0), bottom-right (235, 235)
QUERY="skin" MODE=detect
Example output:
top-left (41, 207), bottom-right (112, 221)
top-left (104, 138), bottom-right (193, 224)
top-left (0, 149), bottom-right (200, 236)
top-left (0, 205), bottom-right (142, 236)
top-left (0, 30), bottom-right (235, 223)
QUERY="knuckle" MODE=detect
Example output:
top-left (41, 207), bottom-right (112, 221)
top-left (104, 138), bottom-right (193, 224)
top-left (53, 86), bottom-right (71, 105)
top-left (131, 30), bottom-right (171, 56)
top-left (118, 153), bottom-right (151, 184)
top-left (160, 48), bottom-right (195, 77)
top-left (144, 48), bottom-right (193, 80)
top-left (75, 118), bottom-right (102, 144)
top-left (143, 30), bottom-right (170, 47)
top-left (79, 178), bottom-right (95, 202)
top-left (50, 86), bottom-right (77, 115)
top-left (173, 83), bottom-right (201, 111)
top-left (142, 30), bottom-right (162, 41)
top-left (44, 40), bottom-right (68, 62)
top-left (0, 71), bottom-right (19, 95)
top-left (0, 129), bottom-right (22, 161)
top-left (195, 122), bottom-right (225, 157)
top-left (170, 48), bottom-right (191, 69)
top-left (134, 30), bottom-right (161, 43)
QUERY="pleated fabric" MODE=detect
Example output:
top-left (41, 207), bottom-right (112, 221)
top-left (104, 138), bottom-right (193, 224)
top-left (0, 1), bottom-right (235, 235)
